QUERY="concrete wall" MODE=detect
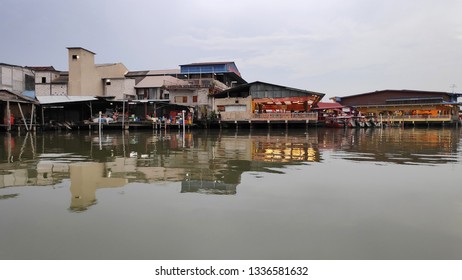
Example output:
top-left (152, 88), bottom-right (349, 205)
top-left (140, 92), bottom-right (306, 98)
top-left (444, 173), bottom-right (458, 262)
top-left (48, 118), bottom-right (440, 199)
top-left (68, 48), bottom-right (100, 96)
top-left (34, 71), bottom-right (67, 96)
top-left (0, 65), bottom-right (34, 94)
top-left (35, 83), bottom-right (67, 96)
top-left (97, 63), bottom-right (128, 79)
top-left (105, 78), bottom-right (135, 99)
top-left (214, 96), bottom-right (252, 121)
top-left (68, 48), bottom-right (131, 98)
top-left (197, 88), bottom-right (209, 105)
top-left (34, 71), bottom-right (59, 84)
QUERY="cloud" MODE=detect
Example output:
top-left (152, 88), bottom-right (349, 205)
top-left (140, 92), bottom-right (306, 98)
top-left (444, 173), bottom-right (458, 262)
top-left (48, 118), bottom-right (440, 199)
top-left (2, 0), bottom-right (462, 96)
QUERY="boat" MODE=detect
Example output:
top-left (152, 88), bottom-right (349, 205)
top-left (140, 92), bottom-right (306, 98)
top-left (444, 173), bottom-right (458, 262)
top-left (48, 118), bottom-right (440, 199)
top-left (93, 117), bottom-right (114, 123)
top-left (324, 116), bottom-right (351, 128)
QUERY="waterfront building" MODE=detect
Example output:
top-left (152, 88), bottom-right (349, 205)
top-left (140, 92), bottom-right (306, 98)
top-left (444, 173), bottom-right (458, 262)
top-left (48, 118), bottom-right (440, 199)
top-left (0, 63), bottom-right (35, 96)
top-left (26, 66), bottom-right (68, 96)
top-left (3, 48), bottom-right (249, 129)
top-left (313, 101), bottom-right (350, 117)
top-left (127, 69), bottom-right (194, 121)
top-left (334, 89), bottom-right (462, 126)
top-left (0, 63), bottom-right (38, 131)
top-left (0, 89), bottom-right (38, 131)
top-left (67, 47), bottom-right (135, 99)
top-left (127, 62), bottom-right (247, 121)
top-left (32, 48), bottom-right (136, 127)
top-left (311, 101), bottom-right (354, 128)
top-left (212, 81), bottom-right (324, 127)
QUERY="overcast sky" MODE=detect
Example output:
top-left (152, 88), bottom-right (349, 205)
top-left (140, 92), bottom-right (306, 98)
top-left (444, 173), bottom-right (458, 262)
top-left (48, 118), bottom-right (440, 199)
top-left (1, 0), bottom-right (462, 98)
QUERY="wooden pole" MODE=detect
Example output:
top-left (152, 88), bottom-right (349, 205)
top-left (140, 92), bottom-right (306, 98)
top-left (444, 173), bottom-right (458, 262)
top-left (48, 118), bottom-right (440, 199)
top-left (41, 106), bottom-right (45, 128)
top-left (7, 100), bottom-right (11, 131)
top-left (17, 103), bottom-right (29, 131)
top-left (29, 104), bottom-right (35, 131)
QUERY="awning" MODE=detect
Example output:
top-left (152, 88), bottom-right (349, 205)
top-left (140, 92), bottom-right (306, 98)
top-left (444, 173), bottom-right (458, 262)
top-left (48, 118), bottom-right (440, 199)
top-left (37, 96), bottom-right (98, 105)
top-left (253, 97), bottom-right (315, 105)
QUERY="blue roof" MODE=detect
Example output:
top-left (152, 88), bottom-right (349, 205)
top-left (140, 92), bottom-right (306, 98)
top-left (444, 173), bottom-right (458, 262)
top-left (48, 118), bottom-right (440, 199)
top-left (180, 62), bottom-right (241, 77)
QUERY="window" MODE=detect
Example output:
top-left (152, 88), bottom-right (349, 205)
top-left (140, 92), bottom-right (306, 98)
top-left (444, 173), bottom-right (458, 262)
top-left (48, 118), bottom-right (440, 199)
top-left (41, 77), bottom-right (47, 83)
top-left (225, 105), bottom-right (246, 112)
top-left (72, 55), bottom-right (79, 60)
top-left (175, 96), bottom-right (188, 103)
top-left (174, 96), bottom-right (181, 102)
top-left (25, 75), bottom-right (35, 91)
top-left (193, 96), bottom-right (198, 103)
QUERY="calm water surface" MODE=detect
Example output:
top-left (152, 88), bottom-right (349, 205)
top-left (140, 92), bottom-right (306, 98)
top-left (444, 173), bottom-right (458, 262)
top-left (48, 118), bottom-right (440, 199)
top-left (1, 127), bottom-right (462, 259)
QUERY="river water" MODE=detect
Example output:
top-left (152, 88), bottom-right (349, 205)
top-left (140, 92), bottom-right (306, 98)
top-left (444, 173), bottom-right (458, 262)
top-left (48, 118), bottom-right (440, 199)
top-left (1, 127), bottom-right (462, 260)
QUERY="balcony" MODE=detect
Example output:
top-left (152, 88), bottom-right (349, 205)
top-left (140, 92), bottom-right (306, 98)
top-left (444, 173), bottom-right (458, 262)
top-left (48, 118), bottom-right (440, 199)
top-left (383, 114), bottom-right (454, 122)
top-left (251, 112), bottom-right (318, 122)
top-left (219, 112), bottom-right (318, 122)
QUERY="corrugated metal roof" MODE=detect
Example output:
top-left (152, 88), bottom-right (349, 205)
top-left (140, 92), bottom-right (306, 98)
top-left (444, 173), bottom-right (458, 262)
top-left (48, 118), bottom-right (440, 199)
top-left (96, 63), bottom-right (120, 67)
top-left (135, 75), bottom-right (188, 88)
top-left (0, 89), bottom-right (39, 103)
top-left (125, 70), bottom-right (149, 77)
top-left (26, 66), bottom-right (57, 72)
top-left (180, 62), bottom-right (234, 66)
top-left (37, 96), bottom-right (97, 104)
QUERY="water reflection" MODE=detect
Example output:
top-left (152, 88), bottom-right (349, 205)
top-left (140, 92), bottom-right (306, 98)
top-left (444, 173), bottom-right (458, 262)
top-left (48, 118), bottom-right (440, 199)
top-left (0, 193), bottom-right (18, 200)
top-left (1, 128), bottom-right (461, 207)
top-left (69, 163), bottom-right (128, 212)
top-left (1, 128), bottom-right (462, 260)
top-left (318, 128), bottom-right (460, 165)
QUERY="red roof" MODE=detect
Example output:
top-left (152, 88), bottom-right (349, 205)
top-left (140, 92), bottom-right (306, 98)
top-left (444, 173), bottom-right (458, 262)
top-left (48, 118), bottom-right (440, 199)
top-left (314, 102), bottom-right (345, 110)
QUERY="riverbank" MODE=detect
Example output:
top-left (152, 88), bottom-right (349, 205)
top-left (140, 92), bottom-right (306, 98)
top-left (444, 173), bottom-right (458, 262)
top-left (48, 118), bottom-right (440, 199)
top-left (2, 117), bottom-right (461, 132)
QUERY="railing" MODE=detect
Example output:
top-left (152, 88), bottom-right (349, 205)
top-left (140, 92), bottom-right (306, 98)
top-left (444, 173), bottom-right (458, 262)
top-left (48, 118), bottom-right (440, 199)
top-left (251, 112), bottom-right (318, 121)
top-left (384, 115), bottom-right (453, 121)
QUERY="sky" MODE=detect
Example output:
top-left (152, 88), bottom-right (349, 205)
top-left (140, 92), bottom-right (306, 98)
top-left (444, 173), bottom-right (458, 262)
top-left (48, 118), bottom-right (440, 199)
top-left (1, 0), bottom-right (462, 98)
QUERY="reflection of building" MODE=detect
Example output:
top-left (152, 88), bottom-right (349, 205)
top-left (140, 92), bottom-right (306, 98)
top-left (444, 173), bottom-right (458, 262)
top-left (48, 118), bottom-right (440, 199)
top-left (181, 180), bottom-right (237, 195)
top-left (4, 129), bottom-right (459, 202)
top-left (69, 162), bottom-right (128, 212)
top-left (0, 169), bottom-right (28, 188)
top-left (318, 128), bottom-right (460, 165)
top-left (252, 135), bottom-right (320, 162)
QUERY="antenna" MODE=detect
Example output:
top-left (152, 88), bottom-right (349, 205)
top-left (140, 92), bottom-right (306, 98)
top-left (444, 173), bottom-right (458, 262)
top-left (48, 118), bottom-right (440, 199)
top-left (450, 83), bottom-right (457, 93)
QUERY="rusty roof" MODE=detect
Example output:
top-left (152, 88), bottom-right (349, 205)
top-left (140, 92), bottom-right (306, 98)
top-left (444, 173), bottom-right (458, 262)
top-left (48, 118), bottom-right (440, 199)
top-left (26, 66), bottom-right (57, 72)
top-left (0, 89), bottom-right (38, 104)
